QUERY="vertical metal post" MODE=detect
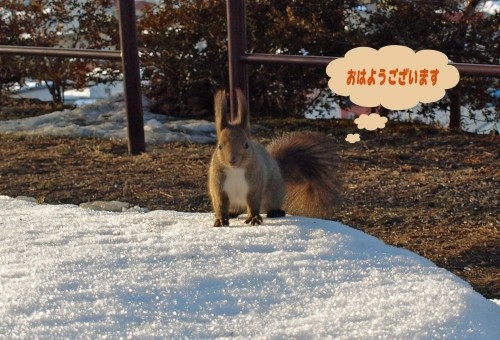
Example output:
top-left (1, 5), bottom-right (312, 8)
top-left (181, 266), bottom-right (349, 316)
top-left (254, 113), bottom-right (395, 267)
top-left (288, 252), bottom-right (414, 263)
top-left (226, 0), bottom-right (249, 121)
top-left (118, 0), bottom-right (145, 154)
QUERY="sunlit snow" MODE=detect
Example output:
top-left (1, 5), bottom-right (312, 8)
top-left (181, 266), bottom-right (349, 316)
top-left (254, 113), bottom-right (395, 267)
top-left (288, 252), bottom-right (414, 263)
top-left (0, 196), bottom-right (499, 338)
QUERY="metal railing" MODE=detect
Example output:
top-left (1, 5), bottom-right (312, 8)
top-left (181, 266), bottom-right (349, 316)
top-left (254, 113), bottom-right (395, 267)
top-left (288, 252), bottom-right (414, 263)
top-left (225, 0), bottom-right (500, 119)
top-left (2, 0), bottom-right (499, 150)
top-left (0, 0), bottom-right (145, 155)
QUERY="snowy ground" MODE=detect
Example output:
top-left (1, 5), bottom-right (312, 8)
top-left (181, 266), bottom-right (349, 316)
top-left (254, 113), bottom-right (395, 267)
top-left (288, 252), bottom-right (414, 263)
top-left (1, 196), bottom-right (499, 338)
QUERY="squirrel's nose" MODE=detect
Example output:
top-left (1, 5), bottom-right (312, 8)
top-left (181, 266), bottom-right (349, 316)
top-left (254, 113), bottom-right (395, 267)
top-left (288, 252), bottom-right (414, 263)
top-left (230, 157), bottom-right (238, 166)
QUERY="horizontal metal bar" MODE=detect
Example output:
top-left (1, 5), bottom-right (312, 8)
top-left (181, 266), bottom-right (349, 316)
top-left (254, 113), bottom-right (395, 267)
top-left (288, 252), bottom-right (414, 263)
top-left (0, 45), bottom-right (121, 60)
top-left (1, 46), bottom-right (498, 77)
top-left (451, 62), bottom-right (500, 78)
top-left (241, 53), bottom-right (337, 68)
top-left (242, 53), bottom-right (500, 78)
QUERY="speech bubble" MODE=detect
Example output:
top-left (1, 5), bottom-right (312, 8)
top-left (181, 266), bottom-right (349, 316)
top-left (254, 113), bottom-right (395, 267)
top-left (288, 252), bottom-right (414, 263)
top-left (326, 45), bottom-right (460, 110)
top-left (345, 133), bottom-right (361, 143)
top-left (354, 113), bottom-right (388, 131)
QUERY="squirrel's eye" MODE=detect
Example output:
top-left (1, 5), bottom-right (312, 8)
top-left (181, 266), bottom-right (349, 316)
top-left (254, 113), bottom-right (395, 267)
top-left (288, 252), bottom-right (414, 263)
top-left (217, 143), bottom-right (222, 150)
top-left (244, 142), bottom-right (249, 149)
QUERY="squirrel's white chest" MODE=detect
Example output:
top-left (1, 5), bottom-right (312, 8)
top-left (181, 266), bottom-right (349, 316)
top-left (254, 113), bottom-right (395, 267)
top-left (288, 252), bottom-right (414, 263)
top-left (223, 168), bottom-right (249, 208)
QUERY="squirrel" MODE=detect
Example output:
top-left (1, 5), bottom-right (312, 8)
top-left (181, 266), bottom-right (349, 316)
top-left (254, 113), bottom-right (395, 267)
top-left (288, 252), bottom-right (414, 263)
top-left (208, 89), bottom-right (342, 227)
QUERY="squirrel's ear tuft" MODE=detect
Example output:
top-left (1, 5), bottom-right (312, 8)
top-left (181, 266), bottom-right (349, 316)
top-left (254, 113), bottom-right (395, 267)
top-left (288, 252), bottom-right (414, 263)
top-left (214, 90), bottom-right (228, 135)
top-left (235, 89), bottom-right (250, 136)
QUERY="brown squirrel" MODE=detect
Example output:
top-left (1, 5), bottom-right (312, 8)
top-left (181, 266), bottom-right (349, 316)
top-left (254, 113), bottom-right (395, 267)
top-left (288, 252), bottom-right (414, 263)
top-left (208, 90), bottom-right (342, 227)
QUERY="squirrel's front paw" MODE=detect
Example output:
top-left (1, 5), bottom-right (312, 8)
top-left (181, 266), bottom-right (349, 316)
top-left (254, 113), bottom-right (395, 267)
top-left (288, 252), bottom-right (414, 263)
top-left (244, 214), bottom-right (263, 226)
top-left (214, 218), bottom-right (229, 227)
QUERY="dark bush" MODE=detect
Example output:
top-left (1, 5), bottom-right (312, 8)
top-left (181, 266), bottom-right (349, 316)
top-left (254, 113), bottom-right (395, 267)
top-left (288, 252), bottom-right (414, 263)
top-left (138, 0), bottom-right (360, 118)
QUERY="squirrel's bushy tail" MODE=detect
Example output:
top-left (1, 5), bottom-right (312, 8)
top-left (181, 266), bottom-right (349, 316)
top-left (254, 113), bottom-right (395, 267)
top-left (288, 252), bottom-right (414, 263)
top-left (267, 132), bottom-right (342, 218)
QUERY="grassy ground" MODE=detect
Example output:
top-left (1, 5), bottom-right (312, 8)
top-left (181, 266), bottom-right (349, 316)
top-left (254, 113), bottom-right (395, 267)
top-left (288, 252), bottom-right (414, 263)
top-left (0, 102), bottom-right (498, 299)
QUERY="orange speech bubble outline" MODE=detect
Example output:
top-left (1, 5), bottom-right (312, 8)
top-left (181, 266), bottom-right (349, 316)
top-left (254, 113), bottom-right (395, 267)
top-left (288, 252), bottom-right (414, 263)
top-left (326, 45), bottom-right (460, 110)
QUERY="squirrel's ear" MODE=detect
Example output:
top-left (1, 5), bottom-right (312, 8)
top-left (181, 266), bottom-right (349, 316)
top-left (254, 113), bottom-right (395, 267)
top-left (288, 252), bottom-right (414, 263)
top-left (235, 89), bottom-right (250, 135)
top-left (214, 90), bottom-right (228, 135)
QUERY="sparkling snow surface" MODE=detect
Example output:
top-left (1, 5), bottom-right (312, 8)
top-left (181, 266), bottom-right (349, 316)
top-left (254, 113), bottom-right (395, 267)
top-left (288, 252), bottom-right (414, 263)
top-left (1, 196), bottom-right (499, 338)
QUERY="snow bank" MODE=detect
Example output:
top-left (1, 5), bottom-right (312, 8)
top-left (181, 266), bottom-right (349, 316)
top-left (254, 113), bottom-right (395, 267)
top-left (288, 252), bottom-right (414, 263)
top-left (0, 97), bottom-right (216, 144)
top-left (1, 196), bottom-right (498, 338)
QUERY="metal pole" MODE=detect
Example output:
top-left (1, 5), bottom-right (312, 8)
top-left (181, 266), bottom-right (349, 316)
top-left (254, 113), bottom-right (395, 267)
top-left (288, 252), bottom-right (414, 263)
top-left (118, 0), bottom-right (145, 154)
top-left (241, 53), bottom-right (337, 68)
top-left (448, 63), bottom-right (500, 78)
top-left (226, 0), bottom-right (249, 121)
top-left (0, 45), bottom-right (121, 60)
top-left (241, 53), bottom-right (500, 78)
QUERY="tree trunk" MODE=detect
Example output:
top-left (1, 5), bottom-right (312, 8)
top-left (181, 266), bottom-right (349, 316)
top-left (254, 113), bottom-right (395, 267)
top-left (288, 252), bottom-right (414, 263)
top-left (449, 87), bottom-right (461, 132)
top-left (376, 105), bottom-right (390, 117)
top-left (448, 0), bottom-right (479, 132)
top-left (45, 80), bottom-right (63, 104)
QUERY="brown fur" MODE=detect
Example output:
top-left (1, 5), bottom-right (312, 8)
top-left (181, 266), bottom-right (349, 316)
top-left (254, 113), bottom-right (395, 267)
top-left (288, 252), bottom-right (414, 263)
top-left (208, 90), bottom-right (341, 227)
top-left (267, 132), bottom-right (342, 218)
top-left (209, 90), bottom-right (284, 227)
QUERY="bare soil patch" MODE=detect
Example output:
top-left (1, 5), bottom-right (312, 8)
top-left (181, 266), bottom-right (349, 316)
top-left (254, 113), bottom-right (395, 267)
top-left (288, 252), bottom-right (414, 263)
top-left (0, 110), bottom-right (498, 299)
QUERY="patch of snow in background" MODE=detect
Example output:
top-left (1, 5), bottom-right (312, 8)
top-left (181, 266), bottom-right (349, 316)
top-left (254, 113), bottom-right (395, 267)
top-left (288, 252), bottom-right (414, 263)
top-left (478, 0), bottom-right (500, 14)
top-left (390, 105), bottom-right (500, 135)
top-left (3, 87), bottom-right (498, 145)
top-left (11, 81), bottom-right (125, 106)
top-left (0, 95), bottom-right (217, 144)
top-left (0, 196), bottom-right (499, 338)
top-left (195, 38), bottom-right (208, 52)
top-left (306, 91), bottom-right (500, 134)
